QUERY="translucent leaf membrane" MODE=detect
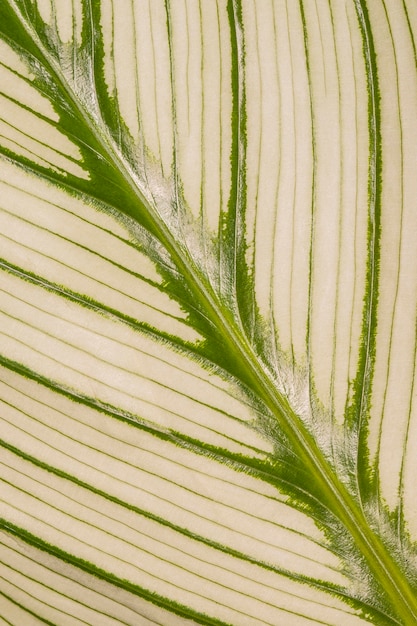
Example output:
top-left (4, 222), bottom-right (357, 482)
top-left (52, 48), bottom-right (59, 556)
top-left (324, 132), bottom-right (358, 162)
top-left (34, 0), bottom-right (83, 46)
top-left (0, 160), bottom-right (197, 343)
top-left (243, 1), bottom-right (369, 442)
top-left (0, 531), bottom-right (196, 625)
top-left (0, 37), bottom-right (87, 179)
top-left (0, 369), bottom-right (370, 626)
top-left (0, 164), bottom-right (270, 454)
top-left (361, 0), bottom-right (417, 539)
top-left (247, 0), bottom-right (313, 365)
top-left (303, 0), bottom-right (370, 424)
top-left (94, 0), bottom-right (235, 296)
top-left (99, 0), bottom-right (233, 230)
top-left (168, 1), bottom-right (233, 233)
top-left (242, 0), bottom-right (370, 437)
top-left (17, 0), bottom-right (234, 292)
top-left (0, 284), bottom-right (270, 455)
top-left (99, 0), bottom-right (173, 173)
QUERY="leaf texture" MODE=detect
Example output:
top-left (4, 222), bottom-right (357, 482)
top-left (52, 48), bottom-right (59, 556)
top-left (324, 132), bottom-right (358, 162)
top-left (0, 1), bottom-right (417, 624)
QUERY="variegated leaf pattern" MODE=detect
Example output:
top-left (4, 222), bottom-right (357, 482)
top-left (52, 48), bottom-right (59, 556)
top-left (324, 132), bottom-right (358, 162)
top-left (0, 1), bottom-right (417, 624)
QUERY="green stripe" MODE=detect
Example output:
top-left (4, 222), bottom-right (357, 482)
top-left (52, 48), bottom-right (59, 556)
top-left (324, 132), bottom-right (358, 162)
top-left (349, 0), bottom-right (382, 502)
top-left (0, 571), bottom-right (91, 626)
top-left (0, 544), bottom-right (138, 626)
top-left (0, 519), bottom-right (230, 626)
top-left (0, 438), bottom-right (350, 603)
top-left (0, 259), bottom-right (202, 363)
top-left (0, 590), bottom-right (56, 626)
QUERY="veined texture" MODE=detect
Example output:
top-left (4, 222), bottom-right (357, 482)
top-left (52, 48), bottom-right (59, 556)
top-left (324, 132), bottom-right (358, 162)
top-left (0, 1), bottom-right (417, 624)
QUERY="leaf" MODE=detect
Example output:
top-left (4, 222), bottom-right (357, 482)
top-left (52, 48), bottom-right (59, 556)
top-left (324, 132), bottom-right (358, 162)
top-left (0, 0), bottom-right (417, 624)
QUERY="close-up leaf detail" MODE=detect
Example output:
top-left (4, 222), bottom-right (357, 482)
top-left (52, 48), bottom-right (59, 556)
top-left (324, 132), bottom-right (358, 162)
top-left (0, 1), bottom-right (417, 624)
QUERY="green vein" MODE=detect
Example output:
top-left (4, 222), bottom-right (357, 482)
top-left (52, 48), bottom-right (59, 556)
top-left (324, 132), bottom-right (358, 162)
top-left (0, 590), bottom-right (56, 626)
top-left (350, 0), bottom-right (382, 505)
top-left (0, 520), bottom-right (230, 626)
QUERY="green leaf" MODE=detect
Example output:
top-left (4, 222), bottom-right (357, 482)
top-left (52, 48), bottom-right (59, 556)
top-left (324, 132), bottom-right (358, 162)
top-left (0, 0), bottom-right (417, 624)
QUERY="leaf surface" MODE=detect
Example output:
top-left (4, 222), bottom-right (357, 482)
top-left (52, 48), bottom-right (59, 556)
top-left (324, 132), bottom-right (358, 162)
top-left (0, 1), bottom-right (417, 624)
